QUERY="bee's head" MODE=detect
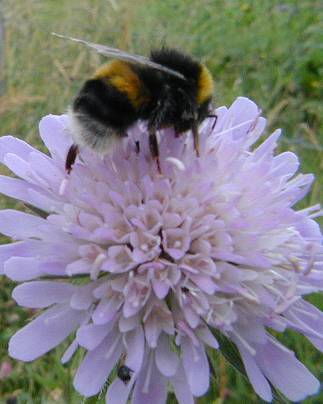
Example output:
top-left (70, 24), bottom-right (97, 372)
top-left (176, 64), bottom-right (214, 132)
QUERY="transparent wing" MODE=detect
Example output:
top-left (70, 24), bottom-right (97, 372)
top-left (52, 33), bottom-right (186, 80)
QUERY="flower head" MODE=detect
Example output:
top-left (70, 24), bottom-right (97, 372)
top-left (1, 97), bottom-right (322, 403)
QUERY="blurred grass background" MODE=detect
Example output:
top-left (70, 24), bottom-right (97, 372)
top-left (0, 0), bottom-right (322, 403)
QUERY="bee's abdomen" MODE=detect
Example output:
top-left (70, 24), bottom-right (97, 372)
top-left (73, 78), bottom-right (137, 130)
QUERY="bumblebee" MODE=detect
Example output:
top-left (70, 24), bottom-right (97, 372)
top-left (53, 34), bottom-right (215, 173)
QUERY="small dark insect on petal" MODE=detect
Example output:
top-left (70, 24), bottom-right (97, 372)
top-left (117, 365), bottom-right (133, 384)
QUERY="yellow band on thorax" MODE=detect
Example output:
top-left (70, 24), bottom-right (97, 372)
top-left (94, 60), bottom-right (148, 108)
top-left (197, 64), bottom-right (214, 104)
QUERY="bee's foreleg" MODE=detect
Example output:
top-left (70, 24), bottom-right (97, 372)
top-left (192, 121), bottom-right (200, 157)
top-left (65, 143), bottom-right (79, 174)
top-left (148, 128), bottom-right (161, 174)
top-left (135, 140), bottom-right (140, 154)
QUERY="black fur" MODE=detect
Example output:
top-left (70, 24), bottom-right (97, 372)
top-left (73, 79), bottom-right (137, 131)
top-left (71, 48), bottom-right (213, 152)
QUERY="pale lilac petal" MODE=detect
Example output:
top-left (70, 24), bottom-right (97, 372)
top-left (132, 354), bottom-right (167, 404)
top-left (224, 97), bottom-right (260, 140)
top-left (152, 279), bottom-right (169, 299)
top-left (196, 326), bottom-right (219, 349)
top-left (182, 338), bottom-right (210, 396)
top-left (239, 346), bottom-right (272, 402)
top-left (171, 364), bottom-right (194, 404)
top-left (155, 333), bottom-right (179, 376)
top-left (0, 210), bottom-right (47, 239)
top-left (92, 297), bottom-right (121, 325)
top-left (119, 315), bottom-right (139, 332)
top-left (77, 323), bottom-right (112, 350)
top-left (5, 257), bottom-right (66, 280)
top-left (0, 135), bottom-right (35, 162)
top-left (125, 326), bottom-right (145, 371)
top-left (12, 281), bottom-right (75, 308)
top-left (257, 338), bottom-right (320, 401)
top-left (73, 333), bottom-right (122, 397)
top-left (61, 339), bottom-right (79, 364)
top-left (9, 305), bottom-right (84, 361)
top-left (285, 300), bottom-right (323, 351)
top-left (106, 377), bottom-right (135, 404)
top-left (70, 283), bottom-right (96, 310)
top-left (39, 114), bottom-right (71, 160)
top-left (0, 175), bottom-right (54, 212)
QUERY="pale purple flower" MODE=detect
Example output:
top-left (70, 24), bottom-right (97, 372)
top-left (1, 97), bottom-right (322, 403)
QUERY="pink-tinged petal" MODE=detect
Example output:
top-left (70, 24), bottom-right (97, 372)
top-left (256, 338), bottom-right (320, 401)
top-left (152, 279), bottom-right (169, 299)
top-left (132, 354), bottom-right (167, 404)
top-left (239, 346), bottom-right (272, 402)
top-left (61, 339), bottom-right (79, 364)
top-left (73, 333), bottom-right (122, 397)
top-left (0, 210), bottom-right (47, 239)
top-left (171, 364), bottom-right (194, 404)
top-left (106, 377), bottom-right (135, 404)
top-left (196, 327), bottom-right (219, 349)
top-left (5, 257), bottom-right (66, 281)
top-left (125, 326), bottom-right (145, 371)
top-left (77, 323), bottom-right (112, 350)
top-left (39, 115), bottom-right (72, 160)
top-left (9, 304), bottom-right (84, 361)
top-left (155, 333), bottom-right (179, 377)
top-left (182, 338), bottom-right (210, 396)
top-left (12, 281), bottom-right (75, 308)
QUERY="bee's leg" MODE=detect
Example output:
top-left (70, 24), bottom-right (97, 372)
top-left (135, 140), bottom-right (140, 154)
top-left (148, 128), bottom-right (161, 173)
top-left (208, 114), bottom-right (218, 130)
top-left (192, 121), bottom-right (200, 157)
top-left (65, 144), bottom-right (79, 174)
